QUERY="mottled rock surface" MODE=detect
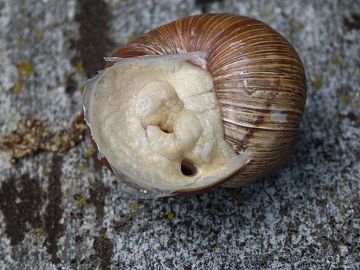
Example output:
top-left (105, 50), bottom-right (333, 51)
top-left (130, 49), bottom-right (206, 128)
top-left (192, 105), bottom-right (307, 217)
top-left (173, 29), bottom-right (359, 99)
top-left (0, 0), bottom-right (359, 269)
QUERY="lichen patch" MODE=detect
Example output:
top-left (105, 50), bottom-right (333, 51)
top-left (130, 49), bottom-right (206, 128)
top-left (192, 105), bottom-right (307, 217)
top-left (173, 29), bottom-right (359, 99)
top-left (0, 112), bottom-right (86, 164)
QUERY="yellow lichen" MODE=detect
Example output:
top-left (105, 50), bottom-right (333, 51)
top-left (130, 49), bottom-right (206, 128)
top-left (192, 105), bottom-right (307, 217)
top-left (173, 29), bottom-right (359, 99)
top-left (15, 60), bottom-right (34, 94)
top-left (311, 76), bottom-right (322, 89)
top-left (167, 212), bottom-right (175, 220)
top-left (76, 194), bottom-right (87, 208)
top-left (36, 227), bottom-right (44, 236)
top-left (14, 83), bottom-right (23, 95)
top-left (18, 60), bottom-right (34, 78)
top-left (342, 95), bottom-right (351, 105)
top-left (130, 203), bottom-right (140, 212)
top-left (331, 57), bottom-right (342, 66)
top-left (75, 61), bottom-right (84, 75)
top-left (87, 147), bottom-right (96, 157)
top-left (327, 189), bottom-right (335, 198)
top-left (155, 244), bottom-right (162, 251)
top-left (213, 242), bottom-right (221, 249)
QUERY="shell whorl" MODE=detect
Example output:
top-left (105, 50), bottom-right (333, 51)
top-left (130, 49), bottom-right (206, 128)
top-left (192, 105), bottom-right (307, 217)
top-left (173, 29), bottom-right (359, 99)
top-left (112, 13), bottom-right (307, 187)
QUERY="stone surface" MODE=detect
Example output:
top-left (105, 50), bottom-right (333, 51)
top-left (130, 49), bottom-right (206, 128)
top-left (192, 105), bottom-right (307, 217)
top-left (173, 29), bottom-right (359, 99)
top-left (0, 0), bottom-right (359, 269)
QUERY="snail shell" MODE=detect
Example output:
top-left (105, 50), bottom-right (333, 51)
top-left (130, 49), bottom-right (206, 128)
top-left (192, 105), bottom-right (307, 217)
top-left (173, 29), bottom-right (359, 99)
top-left (84, 13), bottom-right (306, 195)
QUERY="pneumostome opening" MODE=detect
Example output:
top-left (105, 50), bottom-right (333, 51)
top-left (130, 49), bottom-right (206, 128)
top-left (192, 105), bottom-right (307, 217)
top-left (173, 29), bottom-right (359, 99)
top-left (181, 159), bottom-right (197, 177)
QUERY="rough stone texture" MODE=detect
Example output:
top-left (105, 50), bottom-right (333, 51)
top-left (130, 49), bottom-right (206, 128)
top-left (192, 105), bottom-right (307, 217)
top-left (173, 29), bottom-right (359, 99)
top-left (0, 0), bottom-right (359, 269)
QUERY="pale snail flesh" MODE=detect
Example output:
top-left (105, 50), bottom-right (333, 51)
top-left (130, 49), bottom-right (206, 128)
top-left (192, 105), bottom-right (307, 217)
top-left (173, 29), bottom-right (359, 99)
top-left (82, 13), bottom-right (307, 196)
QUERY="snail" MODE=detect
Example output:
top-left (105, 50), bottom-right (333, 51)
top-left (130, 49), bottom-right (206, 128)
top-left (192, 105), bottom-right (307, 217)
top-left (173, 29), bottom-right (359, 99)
top-left (82, 13), bottom-right (306, 197)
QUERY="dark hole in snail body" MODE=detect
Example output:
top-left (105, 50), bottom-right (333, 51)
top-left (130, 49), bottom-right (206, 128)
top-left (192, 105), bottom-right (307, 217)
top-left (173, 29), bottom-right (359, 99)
top-left (181, 159), bottom-right (197, 176)
top-left (159, 123), bottom-right (173, 134)
top-left (160, 127), bottom-right (171, 133)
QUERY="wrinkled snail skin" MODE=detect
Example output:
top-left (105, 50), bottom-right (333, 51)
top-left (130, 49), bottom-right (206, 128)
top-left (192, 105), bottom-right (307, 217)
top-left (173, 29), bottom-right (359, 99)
top-left (104, 13), bottom-right (307, 190)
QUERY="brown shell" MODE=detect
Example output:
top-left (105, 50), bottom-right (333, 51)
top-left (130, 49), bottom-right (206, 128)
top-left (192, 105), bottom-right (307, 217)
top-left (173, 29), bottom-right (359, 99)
top-left (106, 13), bottom-right (306, 188)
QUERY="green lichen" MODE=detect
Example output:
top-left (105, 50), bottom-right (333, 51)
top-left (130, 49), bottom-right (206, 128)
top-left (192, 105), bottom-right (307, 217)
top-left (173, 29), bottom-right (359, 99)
top-left (76, 194), bottom-right (87, 208)
top-left (342, 95), bottom-right (351, 105)
top-left (75, 61), bottom-right (84, 75)
top-left (328, 189), bottom-right (335, 198)
top-left (311, 76), bottom-right (322, 89)
top-left (331, 57), bottom-right (342, 66)
top-left (212, 242), bottom-right (221, 249)
top-left (15, 60), bottom-right (34, 94)
top-left (130, 203), bottom-right (140, 212)
top-left (167, 212), bottom-right (175, 220)
top-left (35, 227), bottom-right (44, 236)
top-left (155, 244), bottom-right (162, 251)
top-left (87, 147), bottom-right (96, 157)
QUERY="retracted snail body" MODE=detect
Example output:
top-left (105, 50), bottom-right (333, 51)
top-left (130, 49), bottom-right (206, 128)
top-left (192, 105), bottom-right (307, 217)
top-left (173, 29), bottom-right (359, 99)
top-left (82, 13), bottom-right (307, 197)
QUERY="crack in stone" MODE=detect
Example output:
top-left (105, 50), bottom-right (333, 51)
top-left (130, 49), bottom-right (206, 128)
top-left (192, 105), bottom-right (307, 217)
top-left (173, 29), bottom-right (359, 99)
top-left (73, 0), bottom-right (114, 78)
top-left (0, 174), bottom-right (43, 246)
top-left (88, 178), bottom-right (110, 223)
top-left (94, 228), bottom-right (113, 270)
top-left (195, 0), bottom-right (224, 13)
top-left (43, 154), bottom-right (65, 264)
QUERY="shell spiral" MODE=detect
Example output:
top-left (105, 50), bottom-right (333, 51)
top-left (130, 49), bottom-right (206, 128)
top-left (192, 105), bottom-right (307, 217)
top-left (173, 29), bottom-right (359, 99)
top-left (110, 13), bottom-right (307, 188)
